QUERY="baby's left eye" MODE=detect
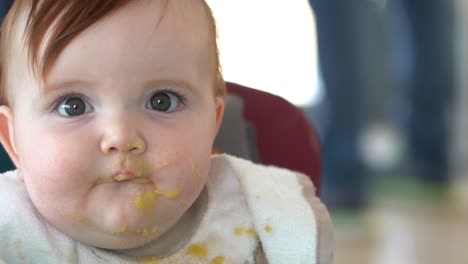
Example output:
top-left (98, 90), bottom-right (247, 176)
top-left (146, 91), bottom-right (181, 112)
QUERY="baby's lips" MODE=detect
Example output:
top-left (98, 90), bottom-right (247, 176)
top-left (112, 170), bottom-right (136, 181)
top-left (113, 170), bottom-right (153, 184)
top-left (94, 169), bottom-right (152, 185)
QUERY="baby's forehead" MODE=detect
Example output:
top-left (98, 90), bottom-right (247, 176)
top-left (47, 0), bottom-right (215, 65)
top-left (50, 1), bottom-right (214, 79)
top-left (9, 0), bottom-right (216, 92)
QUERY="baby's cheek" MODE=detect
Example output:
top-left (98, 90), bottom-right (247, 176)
top-left (21, 141), bottom-right (95, 198)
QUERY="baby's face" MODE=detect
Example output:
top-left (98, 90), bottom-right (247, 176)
top-left (5, 0), bottom-right (223, 249)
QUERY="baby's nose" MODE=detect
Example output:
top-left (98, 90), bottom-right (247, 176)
top-left (101, 137), bottom-right (146, 155)
top-left (100, 119), bottom-right (146, 155)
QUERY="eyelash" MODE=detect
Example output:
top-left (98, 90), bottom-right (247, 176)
top-left (150, 88), bottom-right (187, 106)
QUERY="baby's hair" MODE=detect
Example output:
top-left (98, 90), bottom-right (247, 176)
top-left (0, 0), bottom-right (226, 105)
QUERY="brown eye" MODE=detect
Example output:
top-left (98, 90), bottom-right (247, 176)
top-left (147, 92), bottom-right (180, 112)
top-left (58, 97), bottom-right (90, 117)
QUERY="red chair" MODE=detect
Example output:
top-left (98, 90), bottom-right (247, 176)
top-left (217, 82), bottom-right (322, 194)
top-left (217, 83), bottom-right (332, 264)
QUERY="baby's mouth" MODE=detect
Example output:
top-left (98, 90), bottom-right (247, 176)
top-left (112, 170), bottom-right (136, 181)
top-left (95, 170), bottom-right (151, 185)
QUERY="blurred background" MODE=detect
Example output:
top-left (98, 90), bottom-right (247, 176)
top-left (1, 0), bottom-right (468, 263)
top-left (209, 0), bottom-right (468, 263)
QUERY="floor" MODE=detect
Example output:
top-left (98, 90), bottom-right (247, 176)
top-left (332, 177), bottom-right (468, 264)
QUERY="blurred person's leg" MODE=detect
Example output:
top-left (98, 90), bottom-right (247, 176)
top-left (309, 1), bottom-right (369, 209)
top-left (401, 0), bottom-right (455, 183)
top-left (451, 1), bottom-right (468, 209)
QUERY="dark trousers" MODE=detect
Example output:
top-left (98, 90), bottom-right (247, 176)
top-left (393, 0), bottom-right (455, 182)
top-left (310, 0), bottom-right (454, 208)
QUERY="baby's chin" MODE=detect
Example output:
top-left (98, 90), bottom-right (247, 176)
top-left (33, 199), bottom-right (168, 249)
top-left (55, 210), bottom-right (171, 250)
top-left (43, 198), bottom-right (188, 249)
top-left (72, 228), bottom-right (160, 250)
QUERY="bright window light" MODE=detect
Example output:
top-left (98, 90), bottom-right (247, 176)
top-left (206, 0), bottom-right (322, 107)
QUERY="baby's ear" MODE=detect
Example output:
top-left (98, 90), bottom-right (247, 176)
top-left (0, 106), bottom-right (19, 169)
top-left (214, 96), bottom-right (225, 134)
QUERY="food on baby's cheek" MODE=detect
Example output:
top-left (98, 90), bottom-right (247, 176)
top-left (154, 188), bottom-right (181, 199)
top-left (192, 163), bottom-right (202, 178)
top-left (133, 187), bottom-right (182, 213)
top-left (132, 178), bottom-right (152, 184)
top-left (95, 178), bottom-right (115, 185)
top-left (66, 213), bottom-right (92, 226)
top-left (135, 157), bottom-right (144, 177)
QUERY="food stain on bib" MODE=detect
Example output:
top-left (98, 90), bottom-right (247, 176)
top-left (187, 243), bottom-right (207, 259)
top-left (234, 227), bottom-right (245, 236)
top-left (234, 226), bottom-right (257, 237)
top-left (246, 228), bottom-right (257, 237)
top-left (210, 256), bottom-right (225, 264)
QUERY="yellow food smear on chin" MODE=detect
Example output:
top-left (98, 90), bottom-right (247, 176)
top-left (133, 188), bottom-right (181, 212)
top-left (112, 225), bottom-right (128, 235)
top-left (187, 244), bottom-right (207, 258)
top-left (133, 191), bottom-right (158, 212)
top-left (132, 178), bottom-right (152, 184)
top-left (136, 225), bottom-right (159, 237)
top-left (154, 188), bottom-right (181, 199)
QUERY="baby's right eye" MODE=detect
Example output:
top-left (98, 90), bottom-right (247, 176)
top-left (57, 96), bottom-right (92, 117)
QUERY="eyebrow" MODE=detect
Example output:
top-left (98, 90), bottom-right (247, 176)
top-left (41, 79), bottom-right (97, 93)
top-left (43, 78), bottom-right (197, 94)
top-left (143, 79), bottom-right (196, 92)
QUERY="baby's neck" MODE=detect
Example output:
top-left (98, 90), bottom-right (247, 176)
top-left (113, 188), bottom-right (208, 258)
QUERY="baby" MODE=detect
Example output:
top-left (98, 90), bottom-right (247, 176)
top-left (0, 0), bottom-right (331, 263)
